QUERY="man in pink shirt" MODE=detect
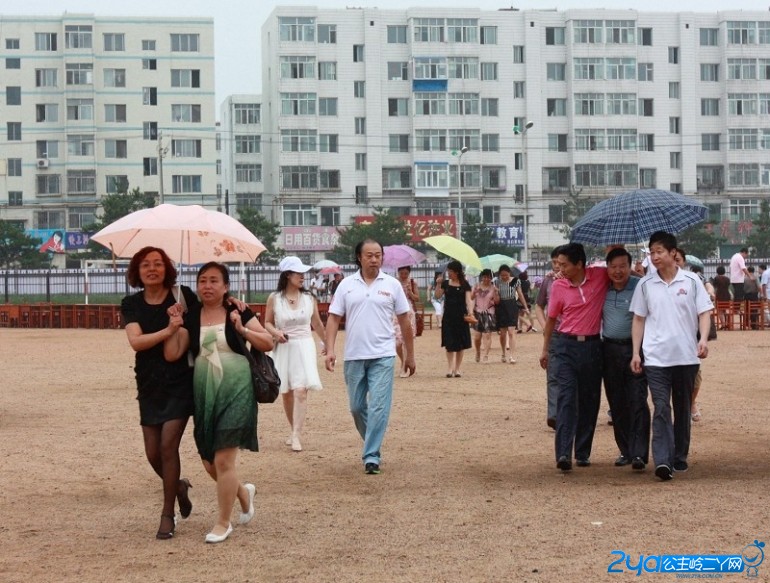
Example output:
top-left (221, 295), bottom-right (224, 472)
top-left (539, 243), bottom-right (609, 472)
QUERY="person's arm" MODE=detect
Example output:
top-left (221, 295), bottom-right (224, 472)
top-left (231, 309), bottom-right (273, 352)
top-left (163, 317), bottom-right (189, 362)
top-left (324, 313), bottom-right (341, 372)
top-left (464, 289), bottom-right (474, 316)
top-left (697, 310), bottom-right (711, 358)
top-left (310, 298), bottom-right (326, 354)
top-left (433, 277), bottom-right (445, 300)
top-left (535, 304), bottom-right (547, 330)
top-left (538, 316), bottom-right (557, 369)
top-left (516, 286), bottom-right (529, 313)
top-left (264, 294), bottom-right (288, 344)
top-left (125, 321), bottom-right (178, 353)
top-left (630, 314), bottom-right (646, 374)
top-left (396, 311), bottom-right (416, 376)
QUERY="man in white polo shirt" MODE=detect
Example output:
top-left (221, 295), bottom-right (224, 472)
top-left (325, 239), bottom-right (415, 475)
top-left (630, 231), bottom-right (713, 482)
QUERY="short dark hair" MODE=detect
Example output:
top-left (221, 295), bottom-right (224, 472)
top-left (480, 268), bottom-right (493, 279)
top-left (354, 239), bottom-right (383, 269)
top-left (446, 260), bottom-right (468, 287)
top-left (397, 265), bottom-right (412, 273)
top-left (716, 265), bottom-right (726, 275)
top-left (748, 266), bottom-right (755, 273)
top-left (760, 264), bottom-right (767, 270)
top-left (557, 243), bottom-right (586, 268)
top-left (126, 246), bottom-right (177, 289)
top-left (197, 262), bottom-right (230, 307)
top-left (550, 245), bottom-right (563, 259)
top-left (648, 231), bottom-right (677, 252)
top-left (606, 247), bottom-right (632, 266)
top-left (740, 247), bottom-right (749, 254)
top-left (498, 264), bottom-right (512, 275)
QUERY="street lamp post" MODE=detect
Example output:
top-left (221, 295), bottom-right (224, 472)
top-left (452, 145), bottom-right (469, 240)
top-left (514, 121), bottom-right (534, 260)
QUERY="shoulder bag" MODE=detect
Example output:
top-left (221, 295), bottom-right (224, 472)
top-left (234, 328), bottom-right (281, 404)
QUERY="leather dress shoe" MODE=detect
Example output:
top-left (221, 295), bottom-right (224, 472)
top-left (614, 455), bottom-right (630, 467)
top-left (556, 456), bottom-right (572, 472)
top-left (205, 523), bottom-right (233, 544)
top-left (576, 458), bottom-right (591, 467)
top-left (631, 457), bottom-right (646, 470)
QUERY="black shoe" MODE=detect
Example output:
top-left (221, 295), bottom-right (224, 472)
top-left (155, 514), bottom-right (176, 540)
top-left (607, 410), bottom-right (613, 426)
top-left (614, 455), bottom-right (630, 467)
top-left (556, 456), bottom-right (572, 472)
top-left (576, 458), bottom-right (591, 467)
top-left (631, 457), bottom-right (646, 471)
top-left (655, 464), bottom-right (673, 481)
top-left (364, 462), bottom-right (381, 475)
top-left (673, 461), bottom-right (689, 473)
top-left (546, 418), bottom-right (556, 430)
top-left (177, 478), bottom-right (193, 519)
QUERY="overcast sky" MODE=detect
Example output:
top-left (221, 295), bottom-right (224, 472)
top-left (10, 0), bottom-right (770, 108)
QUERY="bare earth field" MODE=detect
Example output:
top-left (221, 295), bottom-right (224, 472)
top-left (1, 327), bottom-right (769, 583)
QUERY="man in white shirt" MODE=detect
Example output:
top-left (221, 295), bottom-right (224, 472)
top-left (729, 247), bottom-right (750, 302)
top-left (759, 264), bottom-right (770, 323)
top-left (325, 239), bottom-right (415, 475)
top-left (630, 231), bottom-right (713, 482)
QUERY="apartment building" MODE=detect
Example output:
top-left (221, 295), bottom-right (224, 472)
top-left (0, 13), bottom-right (216, 252)
top-left (254, 7), bottom-right (770, 260)
top-left (219, 95), bottom-right (263, 215)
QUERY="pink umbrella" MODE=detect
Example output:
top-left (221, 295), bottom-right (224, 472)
top-left (382, 244), bottom-right (426, 269)
top-left (92, 203), bottom-right (266, 264)
top-left (319, 265), bottom-right (343, 275)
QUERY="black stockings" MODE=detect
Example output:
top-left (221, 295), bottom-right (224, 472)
top-left (142, 418), bottom-right (189, 516)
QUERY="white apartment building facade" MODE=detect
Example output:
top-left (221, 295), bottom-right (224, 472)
top-left (219, 95), bottom-right (263, 216)
top-left (0, 13), bottom-right (216, 253)
top-left (254, 7), bottom-right (770, 260)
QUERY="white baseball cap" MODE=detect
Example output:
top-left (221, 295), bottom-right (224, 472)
top-left (278, 256), bottom-right (312, 273)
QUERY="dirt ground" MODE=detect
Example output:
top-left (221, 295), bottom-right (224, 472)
top-left (1, 326), bottom-right (769, 583)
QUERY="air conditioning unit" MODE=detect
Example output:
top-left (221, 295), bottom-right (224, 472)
top-left (37, 158), bottom-right (49, 169)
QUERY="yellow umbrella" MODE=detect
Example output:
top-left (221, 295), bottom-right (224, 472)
top-left (423, 235), bottom-right (482, 271)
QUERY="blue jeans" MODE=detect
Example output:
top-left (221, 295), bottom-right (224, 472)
top-left (343, 357), bottom-right (395, 466)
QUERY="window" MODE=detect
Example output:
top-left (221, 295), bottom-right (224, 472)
top-left (171, 69), bottom-right (201, 88)
top-left (318, 98), bottom-right (337, 116)
top-left (639, 98), bottom-right (654, 117)
top-left (729, 93), bottom-right (757, 116)
top-left (606, 57), bottom-right (636, 80)
top-left (35, 33), bottom-right (57, 51)
top-left (575, 129), bottom-right (605, 151)
top-left (353, 45), bottom-right (364, 62)
top-left (761, 94), bottom-right (770, 114)
top-left (320, 134), bottom-right (339, 153)
top-left (170, 33), bottom-right (200, 52)
top-left (66, 63), bottom-right (93, 85)
top-left (698, 166), bottom-right (724, 189)
top-left (670, 152), bottom-right (681, 169)
top-left (450, 165), bottom-right (480, 189)
top-left (67, 170), bottom-right (96, 194)
top-left (545, 27), bottom-right (565, 45)
top-left (669, 117), bottom-right (680, 134)
top-left (607, 129), bottom-right (637, 151)
top-left (416, 129), bottom-right (447, 152)
top-left (513, 46), bottom-right (525, 64)
top-left (449, 93), bottom-right (479, 115)
top-left (280, 56), bottom-right (315, 79)
top-left (383, 169), bottom-right (411, 190)
top-left (574, 58), bottom-right (604, 80)
top-left (702, 133), bottom-right (720, 151)
top-left (234, 104), bottom-right (260, 124)
top-left (701, 98), bottom-right (719, 116)
top-left (387, 62), bottom-right (408, 81)
top-left (448, 129), bottom-right (480, 152)
top-left (481, 134), bottom-right (499, 152)
top-left (729, 128), bottom-right (758, 150)
top-left (318, 24), bottom-right (337, 44)
top-left (7, 122), bottom-right (21, 141)
top-left (321, 207), bottom-right (341, 226)
top-left (6, 87), bottom-right (20, 105)
top-left (728, 58), bottom-right (757, 80)
top-left (279, 17), bottom-right (315, 42)
top-left (548, 134), bottom-right (568, 152)
top-left (574, 93), bottom-right (603, 116)
top-left (638, 28), bottom-right (653, 46)
top-left (389, 134), bottom-right (409, 153)
top-left (354, 81), bottom-right (365, 98)
top-left (387, 25), bottom-right (407, 43)
top-left (606, 93), bottom-right (637, 115)
top-left (142, 40), bottom-right (156, 51)
top-left (36, 175), bottom-right (61, 195)
top-left (483, 167), bottom-right (506, 190)
top-left (105, 175), bottom-right (128, 193)
top-left (283, 204), bottom-right (319, 226)
top-left (171, 104), bottom-right (202, 122)
top-left (172, 175), bottom-right (203, 193)
top-left (414, 18), bottom-right (445, 43)
top-left (105, 139), bottom-right (128, 158)
top-left (68, 134), bottom-right (94, 156)
top-left (143, 158), bottom-right (158, 176)
top-left (35, 68), bottom-right (57, 87)
top-left (639, 134), bottom-right (655, 152)
top-left (171, 139), bottom-right (202, 157)
top-left (606, 20), bottom-right (635, 44)
top-left (281, 167), bottom-right (318, 190)
top-left (481, 62), bottom-right (498, 81)
top-left (235, 135), bottom-right (260, 154)
top-left (281, 129), bottom-right (317, 152)
top-left (6, 58), bottom-right (20, 69)
top-left (480, 26), bottom-right (497, 45)
top-left (729, 165), bottom-right (760, 187)
top-left (669, 82), bottom-right (680, 99)
top-left (639, 169), bottom-right (657, 189)
top-left (388, 98), bottom-right (409, 116)
top-left (549, 205), bottom-right (567, 223)
top-left (355, 153), bottom-right (367, 171)
top-left (235, 164), bottom-right (261, 182)
top-left (668, 47), bottom-right (679, 64)
top-left (448, 57), bottom-right (478, 79)
top-left (104, 104), bottom-right (126, 123)
top-left (547, 98), bottom-right (567, 117)
top-left (68, 207), bottom-right (96, 229)
top-left (318, 61), bottom-right (337, 80)
top-left (414, 57), bottom-right (447, 80)
top-left (355, 117), bottom-right (366, 135)
top-left (727, 21), bottom-right (756, 45)
top-left (103, 33), bottom-right (125, 51)
top-left (513, 81), bottom-right (525, 98)
top-left (700, 64), bottom-right (719, 82)
top-left (448, 18), bottom-right (478, 43)
top-left (36, 210), bottom-right (65, 229)
top-left (481, 98), bottom-right (498, 117)
top-left (143, 87), bottom-right (157, 106)
top-left (637, 62), bottom-right (654, 81)
top-left (700, 28), bottom-right (718, 46)
top-left (104, 68), bottom-right (126, 88)
top-left (547, 63), bottom-right (566, 81)
top-left (415, 164), bottom-right (448, 188)
top-left (573, 20), bottom-right (603, 44)
top-left (142, 59), bottom-right (157, 70)
top-left (36, 140), bottom-right (59, 159)
top-left (7, 159), bottom-right (21, 177)
top-left (9, 192), bottom-right (22, 206)
top-left (760, 22), bottom-right (770, 44)
top-left (6, 39), bottom-right (20, 49)
top-left (415, 92), bottom-right (445, 115)
top-left (143, 120), bottom-right (158, 142)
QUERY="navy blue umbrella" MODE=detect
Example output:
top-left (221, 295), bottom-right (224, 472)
top-left (570, 189), bottom-right (708, 246)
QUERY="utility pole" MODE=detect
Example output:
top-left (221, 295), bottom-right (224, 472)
top-left (157, 132), bottom-right (169, 204)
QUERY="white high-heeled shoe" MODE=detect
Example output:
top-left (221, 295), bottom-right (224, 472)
top-left (204, 523), bottom-right (233, 544)
top-left (238, 483), bottom-right (256, 525)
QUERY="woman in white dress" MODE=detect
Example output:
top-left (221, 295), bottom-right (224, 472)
top-left (264, 257), bottom-right (326, 452)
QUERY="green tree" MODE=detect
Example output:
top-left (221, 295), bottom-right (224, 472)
top-left (0, 222), bottom-right (51, 269)
top-left (328, 207), bottom-right (410, 264)
top-left (237, 207), bottom-right (284, 264)
top-left (557, 186), bottom-right (602, 258)
top-left (746, 200), bottom-right (770, 258)
top-left (677, 223), bottom-right (724, 259)
top-left (460, 215), bottom-right (512, 257)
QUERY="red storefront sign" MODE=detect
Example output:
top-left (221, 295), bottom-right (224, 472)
top-left (354, 215), bottom-right (457, 242)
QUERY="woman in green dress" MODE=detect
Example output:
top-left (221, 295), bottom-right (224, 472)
top-left (165, 263), bottom-right (273, 544)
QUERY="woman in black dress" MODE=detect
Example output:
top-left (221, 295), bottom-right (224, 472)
top-left (434, 260), bottom-right (474, 378)
top-left (121, 246), bottom-right (197, 540)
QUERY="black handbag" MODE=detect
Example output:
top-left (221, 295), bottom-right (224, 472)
top-left (234, 331), bottom-right (281, 404)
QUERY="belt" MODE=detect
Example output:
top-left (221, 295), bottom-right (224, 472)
top-left (602, 337), bottom-right (632, 345)
top-left (555, 332), bottom-right (601, 342)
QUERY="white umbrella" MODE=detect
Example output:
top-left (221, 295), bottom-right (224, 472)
top-left (313, 259), bottom-right (338, 270)
top-left (92, 203), bottom-right (266, 264)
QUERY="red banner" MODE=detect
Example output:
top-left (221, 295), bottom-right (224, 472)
top-left (354, 215), bottom-right (457, 242)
